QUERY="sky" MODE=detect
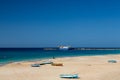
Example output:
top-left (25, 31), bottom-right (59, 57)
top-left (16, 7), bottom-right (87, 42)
top-left (0, 0), bottom-right (120, 47)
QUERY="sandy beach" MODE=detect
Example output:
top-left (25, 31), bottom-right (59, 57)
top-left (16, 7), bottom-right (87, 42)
top-left (0, 54), bottom-right (120, 80)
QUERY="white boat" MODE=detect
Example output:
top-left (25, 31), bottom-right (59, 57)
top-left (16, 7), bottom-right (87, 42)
top-left (59, 46), bottom-right (70, 50)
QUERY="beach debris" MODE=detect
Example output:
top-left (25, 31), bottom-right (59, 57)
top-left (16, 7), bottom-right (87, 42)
top-left (31, 64), bottom-right (40, 67)
top-left (51, 63), bottom-right (63, 66)
top-left (60, 74), bottom-right (79, 79)
top-left (108, 60), bottom-right (117, 63)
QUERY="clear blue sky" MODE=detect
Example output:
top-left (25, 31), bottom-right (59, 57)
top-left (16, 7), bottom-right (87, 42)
top-left (0, 0), bottom-right (120, 47)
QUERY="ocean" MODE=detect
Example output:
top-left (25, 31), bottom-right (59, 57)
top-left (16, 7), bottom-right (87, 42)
top-left (0, 48), bottom-right (120, 64)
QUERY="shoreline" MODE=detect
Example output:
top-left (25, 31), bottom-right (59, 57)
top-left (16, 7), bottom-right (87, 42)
top-left (1, 53), bottom-right (120, 66)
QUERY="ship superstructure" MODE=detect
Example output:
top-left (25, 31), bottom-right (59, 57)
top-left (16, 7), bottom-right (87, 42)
top-left (59, 46), bottom-right (70, 50)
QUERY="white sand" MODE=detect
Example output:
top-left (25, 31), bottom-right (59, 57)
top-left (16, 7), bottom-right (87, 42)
top-left (0, 54), bottom-right (120, 80)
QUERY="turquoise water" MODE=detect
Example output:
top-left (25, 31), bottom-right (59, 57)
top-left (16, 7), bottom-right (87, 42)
top-left (0, 48), bottom-right (120, 64)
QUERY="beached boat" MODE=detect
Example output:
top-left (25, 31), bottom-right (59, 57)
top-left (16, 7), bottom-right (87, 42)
top-left (60, 74), bottom-right (79, 78)
top-left (31, 64), bottom-right (40, 67)
top-left (51, 63), bottom-right (63, 66)
top-left (42, 61), bottom-right (53, 64)
top-left (108, 60), bottom-right (117, 63)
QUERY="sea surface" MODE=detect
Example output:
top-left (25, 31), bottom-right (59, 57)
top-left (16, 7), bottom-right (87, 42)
top-left (0, 48), bottom-right (120, 64)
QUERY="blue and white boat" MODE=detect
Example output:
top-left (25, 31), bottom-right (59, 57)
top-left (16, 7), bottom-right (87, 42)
top-left (31, 64), bottom-right (40, 67)
top-left (59, 46), bottom-right (70, 50)
top-left (60, 74), bottom-right (79, 78)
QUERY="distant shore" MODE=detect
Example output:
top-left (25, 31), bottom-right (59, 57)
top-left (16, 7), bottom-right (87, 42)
top-left (1, 47), bottom-right (120, 51)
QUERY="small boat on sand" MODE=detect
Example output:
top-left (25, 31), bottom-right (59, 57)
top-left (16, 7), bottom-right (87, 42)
top-left (108, 60), bottom-right (117, 63)
top-left (31, 64), bottom-right (40, 67)
top-left (51, 63), bottom-right (63, 66)
top-left (60, 74), bottom-right (79, 78)
top-left (40, 61), bottom-right (53, 65)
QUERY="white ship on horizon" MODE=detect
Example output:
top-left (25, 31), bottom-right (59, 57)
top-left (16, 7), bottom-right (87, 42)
top-left (59, 46), bottom-right (71, 50)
